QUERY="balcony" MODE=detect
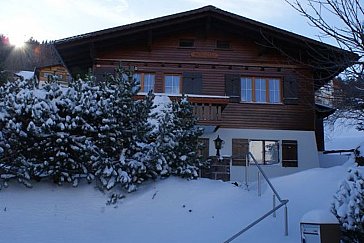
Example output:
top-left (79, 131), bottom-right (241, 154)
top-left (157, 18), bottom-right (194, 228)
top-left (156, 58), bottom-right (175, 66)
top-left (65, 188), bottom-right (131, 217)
top-left (135, 93), bottom-right (229, 123)
top-left (177, 95), bottom-right (229, 123)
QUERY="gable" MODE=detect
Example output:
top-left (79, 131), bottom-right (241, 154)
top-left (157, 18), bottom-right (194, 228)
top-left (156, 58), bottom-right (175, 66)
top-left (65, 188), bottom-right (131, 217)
top-left (97, 27), bottom-right (282, 65)
top-left (55, 5), bottom-right (357, 83)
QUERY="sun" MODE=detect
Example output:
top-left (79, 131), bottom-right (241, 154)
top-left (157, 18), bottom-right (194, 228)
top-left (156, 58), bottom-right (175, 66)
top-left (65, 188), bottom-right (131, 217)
top-left (9, 34), bottom-right (26, 48)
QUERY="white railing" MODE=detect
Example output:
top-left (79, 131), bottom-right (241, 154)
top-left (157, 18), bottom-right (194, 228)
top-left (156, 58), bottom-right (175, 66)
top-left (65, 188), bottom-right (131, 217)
top-left (224, 152), bottom-right (289, 243)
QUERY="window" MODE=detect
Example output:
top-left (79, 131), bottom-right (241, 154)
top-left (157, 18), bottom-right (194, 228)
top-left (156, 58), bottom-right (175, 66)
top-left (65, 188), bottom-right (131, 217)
top-left (216, 40), bottom-right (230, 49)
top-left (240, 77), bottom-right (282, 103)
top-left (241, 77), bottom-right (253, 102)
top-left (269, 79), bottom-right (281, 103)
top-left (249, 140), bottom-right (279, 165)
top-left (164, 75), bottom-right (181, 94)
top-left (43, 72), bottom-right (52, 78)
top-left (255, 78), bottom-right (266, 103)
top-left (134, 73), bottom-right (155, 93)
top-left (179, 39), bottom-right (194, 48)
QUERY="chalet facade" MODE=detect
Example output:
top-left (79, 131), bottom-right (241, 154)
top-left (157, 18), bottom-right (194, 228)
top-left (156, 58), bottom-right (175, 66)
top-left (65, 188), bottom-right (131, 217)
top-left (54, 6), bottom-right (356, 181)
top-left (35, 64), bottom-right (71, 86)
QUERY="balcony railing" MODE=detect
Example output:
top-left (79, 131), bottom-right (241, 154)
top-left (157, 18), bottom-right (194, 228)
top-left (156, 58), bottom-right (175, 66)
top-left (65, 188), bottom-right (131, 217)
top-left (136, 93), bottom-right (229, 122)
top-left (192, 103), bottom-right (223, 121)
top-left (187, 95), bottom-right (229, 122)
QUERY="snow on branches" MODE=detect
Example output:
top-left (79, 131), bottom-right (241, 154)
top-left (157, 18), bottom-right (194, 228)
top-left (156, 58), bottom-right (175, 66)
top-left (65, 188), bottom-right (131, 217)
top-left (331, 167), bottom-right (364, 243)
top-left (0, 67), bottom-right (205, 192)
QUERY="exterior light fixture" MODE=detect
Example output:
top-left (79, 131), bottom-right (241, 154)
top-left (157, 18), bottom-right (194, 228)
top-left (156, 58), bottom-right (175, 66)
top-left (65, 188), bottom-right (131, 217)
top-left (213, 135), bottom-right (223, 160)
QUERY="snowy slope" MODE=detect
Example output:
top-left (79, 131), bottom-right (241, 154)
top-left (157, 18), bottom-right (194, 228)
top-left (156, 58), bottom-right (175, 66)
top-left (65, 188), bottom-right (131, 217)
top-left (0, 159), bottom-right (362, 243)
top-left (325, 119), bottom-right (364, 150)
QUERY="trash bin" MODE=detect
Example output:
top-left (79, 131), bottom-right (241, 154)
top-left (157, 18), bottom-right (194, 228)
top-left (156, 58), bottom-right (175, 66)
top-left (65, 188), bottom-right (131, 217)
top-left (300, 209), bottom-right (341, 243)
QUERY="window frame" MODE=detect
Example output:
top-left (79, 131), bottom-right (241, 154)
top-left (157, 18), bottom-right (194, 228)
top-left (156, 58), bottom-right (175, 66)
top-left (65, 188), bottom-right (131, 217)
top-left (249, 140), bottom-right (280, 165)
top-left (179, 39), bottom-right (195, 48)
top-left (164, 74), bottom-right (182, 94)
top-left (216, 40), bottom-right (231, 49)
top-left (134, 73), bottom-right (155, 93)
top-left (240, 76), bottom-right (283, 104)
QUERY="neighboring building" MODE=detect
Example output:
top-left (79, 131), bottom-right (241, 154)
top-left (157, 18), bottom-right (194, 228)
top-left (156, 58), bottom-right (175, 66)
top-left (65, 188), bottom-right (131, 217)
top-left (54, 6), bottom-right (357, 181)
top-left (15, 70), bottom-right (35, 80)
top-left (315, 80), bottom-right (335, 108)
top-left (35, 64), bottom-right (71, 86)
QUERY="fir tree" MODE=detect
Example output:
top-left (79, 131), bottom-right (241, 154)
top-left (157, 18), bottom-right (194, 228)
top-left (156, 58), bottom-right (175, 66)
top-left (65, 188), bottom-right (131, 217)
top-left (331, 167), bottom-right (364, 243)
top-left (169, 95), bottom-right (204, 178)
top-left (91, 66), bottom-right (154, 191)
top-left (144, 97), bottom-right (175, 178)
top-left (0, 78), bottom-right (39, 187)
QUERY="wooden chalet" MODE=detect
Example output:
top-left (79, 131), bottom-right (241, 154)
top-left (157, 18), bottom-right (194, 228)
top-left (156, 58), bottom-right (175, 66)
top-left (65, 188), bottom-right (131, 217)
top-left (35, 64), bottom-right (71, 86)
top-left (54, 6), bottom-right (357, 181)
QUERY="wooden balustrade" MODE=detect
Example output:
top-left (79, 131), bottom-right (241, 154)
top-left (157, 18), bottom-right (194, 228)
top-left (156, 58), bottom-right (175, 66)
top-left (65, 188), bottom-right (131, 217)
top-left (192, 103), bottom-right (223, 121)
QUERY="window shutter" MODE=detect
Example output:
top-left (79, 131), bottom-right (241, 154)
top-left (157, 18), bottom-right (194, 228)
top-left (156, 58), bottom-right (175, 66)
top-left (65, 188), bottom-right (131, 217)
top-left (282, 140), bottom-right (298, 167)
top-left (225, 74), bottom-right (240, 102)
top-left (94, 66), bottom-right (115, 81)
top-left (182, 72), bottom-right (202, 94)
top-left (283, 75), bottom-right (299, 105)
top-left (232, 139), bottom-right (249, 166)
top-left (197, 138), bottom-right (209, 161)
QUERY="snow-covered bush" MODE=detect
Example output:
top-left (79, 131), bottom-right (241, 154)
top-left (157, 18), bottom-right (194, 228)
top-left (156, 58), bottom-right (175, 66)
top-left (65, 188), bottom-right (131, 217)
top-left (354, 142), bottom-right (364, 166)
top-left (90, 67), bottom-right (154, 192)
top-left (0, 78), bottom-right (44, 187)
top-left (0, 66), bottom-right (205, 192)
top-left (167, 95), bottom-right (204, 178)
top-left (331, 167), bottom-right (364, 243)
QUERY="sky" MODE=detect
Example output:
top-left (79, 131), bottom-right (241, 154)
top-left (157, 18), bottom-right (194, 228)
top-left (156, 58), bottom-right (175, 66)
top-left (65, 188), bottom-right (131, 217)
top-left (0, 0), bottom-right (340, 46)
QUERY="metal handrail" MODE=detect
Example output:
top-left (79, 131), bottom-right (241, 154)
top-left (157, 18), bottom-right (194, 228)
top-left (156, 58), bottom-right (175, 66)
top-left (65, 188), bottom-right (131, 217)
top-left (224, 152), bottom-right (289, 243)
top-left (248, 152), bottom-right (284, 203)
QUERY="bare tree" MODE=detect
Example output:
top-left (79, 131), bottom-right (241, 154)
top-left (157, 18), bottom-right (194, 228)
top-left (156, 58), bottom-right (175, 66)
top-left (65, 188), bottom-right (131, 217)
top-left (288, 0), bottom-right (364, 129)
top-left (288, 0), bottom-right (363, 75)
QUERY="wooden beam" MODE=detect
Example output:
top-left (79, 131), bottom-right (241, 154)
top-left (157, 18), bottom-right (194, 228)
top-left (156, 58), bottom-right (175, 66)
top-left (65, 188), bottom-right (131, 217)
top-left (95, 58), bottom-right (304, 69)
top-left (204, 16), bottom-right (211, 39)
top-left (147, 30), bottom-right (153, 52)
top-left (89, 42), bottom-right (96, 62)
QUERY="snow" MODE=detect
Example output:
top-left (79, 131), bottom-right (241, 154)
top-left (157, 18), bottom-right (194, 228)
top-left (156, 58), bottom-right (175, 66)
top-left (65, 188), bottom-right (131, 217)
top-left (148, 95), bottom-right (172, 132)
top-left (0, 158), bottom-right (362, 242)
top-left (138, 92), bottom-right (229, 99)
top-left (325, 119), bottom-right (364, 150)
top-left (15, 71), bottom-right (34, 80)
top-left (356, 141), bottom-right (364, 156)
top-left (301, 209), bottom-right (338, 224)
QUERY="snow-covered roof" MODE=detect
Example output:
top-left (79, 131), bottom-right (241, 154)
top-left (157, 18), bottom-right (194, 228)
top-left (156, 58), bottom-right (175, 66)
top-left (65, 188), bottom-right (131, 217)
top-left (15, 71), bottom-right (35, 80)
top-left (301, 209), bottom-right (338, 224)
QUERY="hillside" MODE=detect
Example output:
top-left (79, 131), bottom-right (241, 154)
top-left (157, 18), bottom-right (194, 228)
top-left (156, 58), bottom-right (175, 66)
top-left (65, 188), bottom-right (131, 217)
top-left (0, 157), bottom-right (361, 243)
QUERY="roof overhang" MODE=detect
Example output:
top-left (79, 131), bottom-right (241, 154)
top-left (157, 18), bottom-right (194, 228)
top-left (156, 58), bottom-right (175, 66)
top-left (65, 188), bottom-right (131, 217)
top-left (315, 103), bottom-right (336, 118)
top-left (54, 5), bottom-right (359, 80)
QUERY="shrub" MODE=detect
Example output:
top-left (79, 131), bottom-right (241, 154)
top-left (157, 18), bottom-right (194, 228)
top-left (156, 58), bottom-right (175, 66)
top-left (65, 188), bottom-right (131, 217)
top-left (331, 167), bottom-right (364, 243)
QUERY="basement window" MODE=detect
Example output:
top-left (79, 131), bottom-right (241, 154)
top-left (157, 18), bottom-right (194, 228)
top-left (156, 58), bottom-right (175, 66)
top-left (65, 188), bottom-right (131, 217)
top-left (249, 140), bottom-right (279, 165)
top-left (179, 39), bottom-right (194, 48)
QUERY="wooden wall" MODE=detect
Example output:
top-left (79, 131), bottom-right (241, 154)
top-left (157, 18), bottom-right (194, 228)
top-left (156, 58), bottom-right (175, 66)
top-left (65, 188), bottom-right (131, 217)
top-left (93, 26), bottom-right (317, 132)
top-left (38, 65), bottom-right (70, 84)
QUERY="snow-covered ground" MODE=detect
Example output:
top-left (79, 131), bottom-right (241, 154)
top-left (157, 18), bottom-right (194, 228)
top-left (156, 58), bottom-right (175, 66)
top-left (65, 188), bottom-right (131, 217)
top-left (325, 119), bottom-right (364, 150)
top-left (0, 119), bottom-right (362, 243)
top-left (0, 157), bottom-right (362, 243)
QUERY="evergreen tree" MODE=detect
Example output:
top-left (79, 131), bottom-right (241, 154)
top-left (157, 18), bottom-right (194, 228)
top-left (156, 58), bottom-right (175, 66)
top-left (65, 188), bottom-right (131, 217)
top-left (143, 96), bottom-right (175, 178)
top-left (37, 79), bottom-right (95, 185)
top-left (331, 167), bottom-right (364, 243)
top-left (169, 95), bottom-right (204, 178)
top-left (91, 66), bottom-right (154, 191)
top-left (0, 78), bottom-right (39, 187)
top-left (0, 35), bottom-right (11, 86)
top-left (0, 66), bottom-right (204, 192)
